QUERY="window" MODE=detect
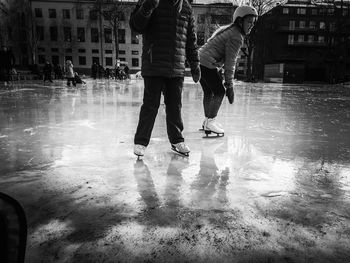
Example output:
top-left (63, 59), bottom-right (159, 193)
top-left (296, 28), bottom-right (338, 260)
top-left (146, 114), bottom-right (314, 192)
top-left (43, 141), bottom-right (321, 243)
top-left (35, 8), bottom-right (42, 18)
top-left (319, 22), bottom-right (325, 29)
top-left (76, 9), bottom-right (84, 19)
top-left (92, 57), bottom-right (99, 64)
top-left (65, 56), bottom-right (72, 63)
top-left (49, 9), bottom-right (56, 18)
top-left (297, 8), bottom-right (306, 15)
top-left (197, 31), bottom-right (204, 46)
top-left (118, 11), bottom-right (125, 21)
top-left (105, 50), bottom-right (113, 54)
top-left (288, 34), bottom-right (294, 44)
top-left (64, 27), bottom-right (71, 42)
top-left (52, 55), bottom-right (59, 65)
top-left (211, 15), bottom-right (231, 25)
top-left (119, 50), bottom-right (125, 54)
top-left (104, 28), bottom-right (112, 43)
top-left (62, 9), bottom-right (70, 19)
top-left (78, 48), bottom-right (86, 53)
top-left (309, 21), bottom-right (316, 29)
top-left (92, 49), bottom-right (99, 53)
top-left (38, 54), bottom-right (45, 64)
top-left (106, 57), bottom-right (113, 66)
top-left (118, 29), bottom-right (125, 43)
top-left (90, 10), bottom-right (98, 20)
top-left (299, 21), bottom-right (305, 28)
top-left (283, 8), bottom-right (289, 14)
top-left (51, 48), bottom-right (58, 52)
top-left (308, 35), bottom-right (313, 43)
top-left (311, 9), bottom-right (317, 15)
top-left (103, 11), bottom-right (111, 21)
top-left (289, 21), bottom-right (295, 30)
top-left (197, 14), bottom-right (205, 24)
top-left (329, 22), bottom-right (336, 32)
top-left (119, 57), bottom-right (126, 61)
top-left (318, 36), bottom-right (325, 43)
top-left (79, 56), bottom-right (86, 65)
top-left (298, 35), bottom-right (304, 42)
top-left (77, 27), bottom-right (85, 42)
top-left (131, 31), bottom-right (139, 44)
top-left (132, 50), bottom-right (139, 55)
top-left (50, 26), bottom-right (58, 41)
top-left (37, 47), bottom-right (45, 52)
top-left (36, 26), bottom-right (44, 41)
top-left (91, 28), bottom-right (99, 42)
top-left (132, 58), bottom-right (139, 67)
top-left (65, 48), bottom-right (72, 53)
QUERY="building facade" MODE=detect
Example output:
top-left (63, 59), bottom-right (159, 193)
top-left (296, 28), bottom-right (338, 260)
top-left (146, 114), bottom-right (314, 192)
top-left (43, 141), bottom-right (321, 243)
top-left (253, 0), bottom-right (350, 83)
top-left (2, 0), bottom-right (250, 77)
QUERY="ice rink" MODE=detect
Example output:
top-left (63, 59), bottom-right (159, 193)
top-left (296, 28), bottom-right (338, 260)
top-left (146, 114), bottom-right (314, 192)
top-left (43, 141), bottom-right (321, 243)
top-left (1, 78), bottom-right (350, 262)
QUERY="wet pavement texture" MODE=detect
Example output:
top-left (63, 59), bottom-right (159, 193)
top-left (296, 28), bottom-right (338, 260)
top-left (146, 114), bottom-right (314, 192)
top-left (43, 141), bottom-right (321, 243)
top-left (1, 78), bottom-right (350, 263)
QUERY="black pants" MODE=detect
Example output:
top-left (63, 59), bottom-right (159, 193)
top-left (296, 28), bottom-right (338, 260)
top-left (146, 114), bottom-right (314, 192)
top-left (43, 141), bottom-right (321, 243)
top-left (134, 76), bottom-right (184, 146)
top-left (67, 77), bottom-right (76, 87)
top-left (199, 65), bottom-right (225, 118)
top-left (43, 73), bottom-right (53, 83)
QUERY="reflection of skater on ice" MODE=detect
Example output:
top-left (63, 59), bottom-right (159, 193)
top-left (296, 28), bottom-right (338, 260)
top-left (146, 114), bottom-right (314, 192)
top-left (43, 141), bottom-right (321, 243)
top-left (198, 5), bottom-right (258, 137)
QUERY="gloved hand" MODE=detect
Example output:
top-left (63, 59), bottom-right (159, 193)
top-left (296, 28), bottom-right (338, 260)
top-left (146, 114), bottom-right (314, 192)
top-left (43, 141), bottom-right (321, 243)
top-left (225, 83), bottom-right (234, 104)
top-left (191, 66), bottom-right (201, 83)
top-left (142, 0), bottom-right (159, 13)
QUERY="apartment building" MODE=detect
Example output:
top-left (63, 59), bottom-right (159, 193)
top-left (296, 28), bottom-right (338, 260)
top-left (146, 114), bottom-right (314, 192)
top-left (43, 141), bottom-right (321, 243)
top-left (2, 0), bottom-right (249, 76)
top-left (253, 0), bottom-right (350, 83)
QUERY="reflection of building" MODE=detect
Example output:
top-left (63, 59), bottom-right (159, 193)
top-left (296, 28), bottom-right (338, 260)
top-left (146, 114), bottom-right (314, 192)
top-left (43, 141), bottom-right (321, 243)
top-left (2, 0), bottom-right (250, 77)
top-left (253, 0), bottom-right (350, 84)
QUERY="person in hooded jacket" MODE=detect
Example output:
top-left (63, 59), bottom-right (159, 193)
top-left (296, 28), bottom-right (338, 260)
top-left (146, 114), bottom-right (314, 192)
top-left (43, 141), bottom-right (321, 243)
top-left (198, 5), bottom-right (258, 136)
top-left (65, 60), bottom-right (76, 87)
top-left (130, 0), bottom-right (200, 157)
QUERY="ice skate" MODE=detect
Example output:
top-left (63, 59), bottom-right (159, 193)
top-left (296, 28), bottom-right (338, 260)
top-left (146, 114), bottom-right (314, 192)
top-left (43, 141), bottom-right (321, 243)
top-left (171, 142), bottom-right (190, 157)
top-left (198, 117), bottom-right (208, 131)
top-left (134, 144), bottom-right (146, 160)
top-left (204, 118), bottom-right (224, 138)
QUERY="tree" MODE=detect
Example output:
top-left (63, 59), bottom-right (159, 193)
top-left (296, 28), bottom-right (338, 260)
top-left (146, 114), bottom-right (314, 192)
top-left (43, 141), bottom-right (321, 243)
top-left (310, 0), bottom-right (350, 83)
top-left (91, 0), bottom-right (130, 64)
top-left (243, 0), bottom-right (287, 81)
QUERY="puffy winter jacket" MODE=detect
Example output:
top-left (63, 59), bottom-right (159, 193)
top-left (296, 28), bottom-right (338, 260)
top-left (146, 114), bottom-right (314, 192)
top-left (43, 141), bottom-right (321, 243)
top-left (129, 0), bottom-right (199, 77)
top-left (199, 25), bottom-right (244, 86)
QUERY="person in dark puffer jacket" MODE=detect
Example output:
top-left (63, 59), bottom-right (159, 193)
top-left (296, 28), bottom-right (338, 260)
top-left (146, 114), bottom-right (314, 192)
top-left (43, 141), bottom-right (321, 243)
top-left (130, 0), bottom-right (200, 158)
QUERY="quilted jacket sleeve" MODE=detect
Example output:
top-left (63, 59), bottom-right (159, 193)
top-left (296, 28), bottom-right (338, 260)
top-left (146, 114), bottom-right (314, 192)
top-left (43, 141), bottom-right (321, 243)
top-left (224, 37), bottom-right (243, 86)
top-left (129, 0), bottom-right (153, 34)
top-left (185, 8), bottom-right (199, 70)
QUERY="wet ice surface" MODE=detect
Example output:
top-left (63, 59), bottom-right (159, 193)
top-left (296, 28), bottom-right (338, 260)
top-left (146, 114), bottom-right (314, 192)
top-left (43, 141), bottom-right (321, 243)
top-left (1, 79), bottom-right (350, 262)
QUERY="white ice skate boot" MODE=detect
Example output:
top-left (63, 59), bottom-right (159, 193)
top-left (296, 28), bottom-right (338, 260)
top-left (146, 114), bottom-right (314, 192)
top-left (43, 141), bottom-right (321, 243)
top-left (134, 144), bottom-right (146, 159)
top-left (171, 142), bottom-right (190, 157)
top-left (204, 118), bottom-right (224, 137)
top-left (200, 117), bottom-right (208, 131)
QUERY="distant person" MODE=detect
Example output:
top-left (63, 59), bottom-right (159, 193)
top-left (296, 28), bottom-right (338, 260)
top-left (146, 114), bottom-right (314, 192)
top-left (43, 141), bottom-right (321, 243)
top-left (91, 62), bottom-right (97, 79)
top-left (105, 68), bottom-right (110, 79)
top-left (130, 0), bottom-right (200, 158)
top-left (123, 64), bottom-right (130, 79)
top-left (43, 61), bottom-right (53, 83)
top-left (198, 5), bottom-right (257, 136)
top-left (65, 60), bottom-right (76, 87)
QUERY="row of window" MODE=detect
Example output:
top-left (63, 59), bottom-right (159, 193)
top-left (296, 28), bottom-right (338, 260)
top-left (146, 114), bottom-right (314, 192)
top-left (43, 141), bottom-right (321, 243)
top-left (288, 34), bottom-right (327, 44)
top-left (288, 20), bottom-right (335, 30)
top-left (35, 26), bottom-right (139, 44)
top-left (283, 7), bottom-right (349, 16)
top-left (34, 8), bottom-right (125, 21)
top-left (38, 55), bottom-right (139, 67)
top-left (37, 47), bottom-right (140, 55)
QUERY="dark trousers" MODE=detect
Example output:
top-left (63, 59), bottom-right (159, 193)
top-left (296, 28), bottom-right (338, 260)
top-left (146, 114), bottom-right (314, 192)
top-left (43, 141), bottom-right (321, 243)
top-left (67, 77), bottom-right (76, 87)
top-left (199, 65), bottom-right (225, 118)
top-left (134, 76), bottom-right (184, 146)
top-left (43, 73), bottom-right (53, 83)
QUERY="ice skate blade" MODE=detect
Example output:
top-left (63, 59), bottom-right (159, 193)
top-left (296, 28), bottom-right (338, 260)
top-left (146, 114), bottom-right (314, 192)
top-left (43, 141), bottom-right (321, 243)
top-left (171, 147), bottom-right (189, 157)
top-left (203, 130), bottom-right (224, 138)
